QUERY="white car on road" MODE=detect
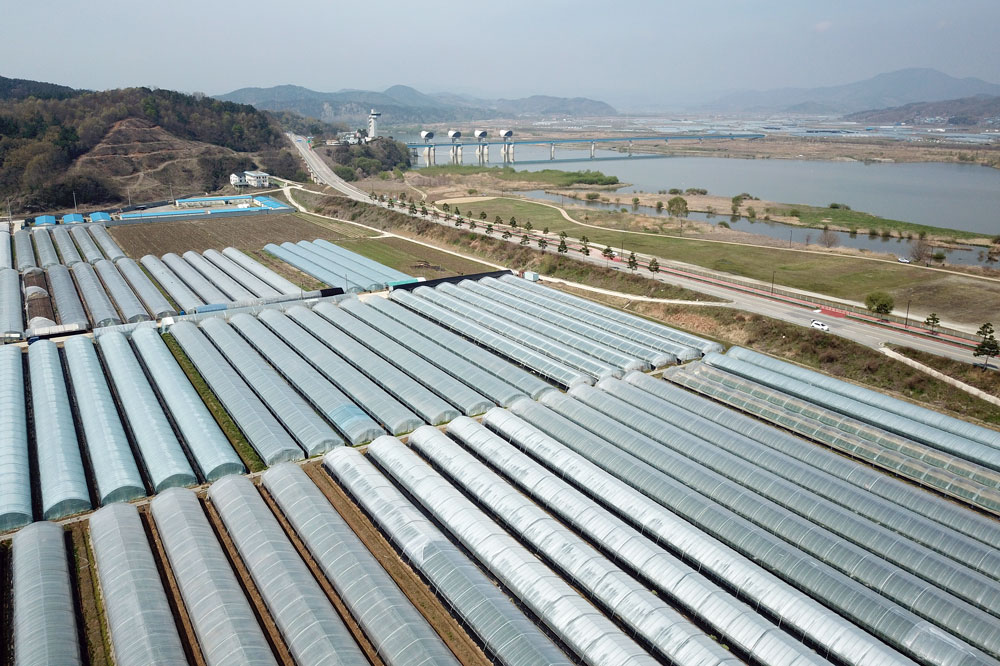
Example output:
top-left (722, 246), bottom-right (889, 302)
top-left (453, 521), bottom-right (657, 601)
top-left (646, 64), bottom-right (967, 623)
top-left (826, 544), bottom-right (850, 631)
top-left (810, 319), bottom-right (830, 332)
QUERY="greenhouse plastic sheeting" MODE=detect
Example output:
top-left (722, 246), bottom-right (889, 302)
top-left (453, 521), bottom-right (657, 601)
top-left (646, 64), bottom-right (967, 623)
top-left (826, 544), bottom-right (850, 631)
top-left (566, 381), bottom-right (1000, 628)
top-left (88, 225), bottom-right (126, 262)
top-left (705, 351), bottom-right (1000, 474)
top-left (13, 229), bottom-right (36, 271)
top-left (29, 341), bottom-right (90, 520)
top-left (200, 316), bottom-right (341, 454)
top-left (130, 327), bottom-right (245, 480)
top-left (294, 241), bottom-right (385, 291)
top-left (182, 251), bottom-right (256, 302)
top-left (140, 255), bottom-right (203, 313)
top-left (258, 308), bottom-right (420, 436)
top-left (466, 278), bottom-right (672, 368)
top-left (89, 503), bottom-right (187, 666)
top-left (0, 230), bottom-right (10, 269)
top-left (501, 401), bottom-right (994, 666)
top-left (431, 283), bottom-right (623, 379)
top-left (50, 227), bottom-right (83, 266)
top-left (203, 249), bottom-right (281, 299)
top-left (369, 295), bottom-right (553, 400)
top-left (497, 273), bottom-right (721, 355)
top-left (116, 257), bottom-right (177, 319)
top-left (287, 305), bottom-right (457, 426)
top-left (71, 261), bottom-right (121, 327)
top-left (727, 346), bottom-right (1000, 453)
top-left (222, 247), bottom-right (302, 295)
top-left (389, 289), bottom-right (590, 389)
top-left (162, 253), bottom-right (230, 304)
top-left (70, 224), bottom-right (104, 264)
top-left (94, 259), bottom-right (150, 323)
top-left (45, 264), bottom-right (88, 329)
top-left (150, 487), bottom-right (277, 666)
top-left (230, 313), bottom-right (382, 445)
top-left (1, 268), bottom-right (23, 336)
top-left (264, 242), bottom-right (359, 291)
top-left (31, 228), bottom-right (60, 268)
top-left (341, 297), bottom-right (524, 408)
top-left (0, 345), bottom-right (31, 531)
top-left (616, 372), bottom-right (1000, 582)
top-left (368, 436), bottom-right (660, 666)
top-left (323, 447), bottom-right (576, 666)
top-left (667, 363), bottom-right (1000, 515)
top-left (316, 301), bottom-right (492, 416)
top-left (485, 406), bottom-right (921, 666)
top-left (12, 521), bottom-right (82, 666)
top-left (98, 331), bottom-right (197, 490)
top-left (627, 370), bottom-right (1000, 550)
top-left (445, 416), bottom-right (828, 666)
top-left (408, 425), bottom-right (751, 666)
top-left (209, 474), bottom-right (368, 665)
top-left (170, 320), bottom-right (303, 465)
top-left (262, 463), bottom-right (460, 666)
top-left (63, 336), bottom-right (145, 505)
top-left (313, 239), bottom-right (411, 281)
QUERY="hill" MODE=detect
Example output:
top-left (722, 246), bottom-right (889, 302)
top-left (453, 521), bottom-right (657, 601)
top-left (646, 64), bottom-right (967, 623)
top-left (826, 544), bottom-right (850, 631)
top-left (216, 84), bottom-right (617, 124)
top-left (0, 85), bottom-right (317, 211)
top-left (704, 68), bottom-right (1000, 114)
top-left (844, 95), bottom-right (1000, 127)
top-left (0, 74), bottom-right (83, 101)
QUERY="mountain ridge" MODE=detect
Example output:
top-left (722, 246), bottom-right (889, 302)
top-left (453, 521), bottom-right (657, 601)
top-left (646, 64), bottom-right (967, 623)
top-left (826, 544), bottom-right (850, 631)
top-left (216, 84), bottom-right (617, 123)
top-left (702, 68), bottom-right (1000, 114)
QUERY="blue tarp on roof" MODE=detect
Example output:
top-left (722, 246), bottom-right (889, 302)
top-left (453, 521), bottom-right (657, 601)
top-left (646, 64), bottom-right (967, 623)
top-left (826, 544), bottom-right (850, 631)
top-left (90, 212), bottom-right (111, 222)
top-left (36, 215), bottom-right (57, 225)
top-left (120, 209), bottom-right (207, 220)
top-left (62, 213), bottom-right (85, 223)
top-left (254, 196), bottom-right (291, 210)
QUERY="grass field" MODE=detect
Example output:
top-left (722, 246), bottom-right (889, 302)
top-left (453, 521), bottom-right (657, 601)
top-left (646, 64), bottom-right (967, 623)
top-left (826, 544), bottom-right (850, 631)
top-left (335, 236), bottom-right (497, 280)
top-left (453, 198), bottom-right (1000, 324)
top-left (418, 165), bottom-right (620, 187)
top-left (769, 203), bottom-right (985, 241)
top-left (890, 345), bottom-right (1000, 391)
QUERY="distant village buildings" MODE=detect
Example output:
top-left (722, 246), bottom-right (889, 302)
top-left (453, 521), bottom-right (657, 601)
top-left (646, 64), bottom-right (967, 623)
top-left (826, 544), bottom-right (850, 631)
top-left (230, 170), bottom-right (270, 188)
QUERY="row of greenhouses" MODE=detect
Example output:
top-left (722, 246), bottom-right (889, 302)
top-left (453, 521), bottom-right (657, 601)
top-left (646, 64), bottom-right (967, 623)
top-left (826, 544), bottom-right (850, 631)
top-left (6, 224), bottom-right (125, 272)
top-left (665, 349), bottom-right (1000, 515)
top-left (0, 331), bottom-right (245, 531)
top-left (265, 238), bottom-right (413, 292)
top-left (386, 274), bottom-right (713, 386)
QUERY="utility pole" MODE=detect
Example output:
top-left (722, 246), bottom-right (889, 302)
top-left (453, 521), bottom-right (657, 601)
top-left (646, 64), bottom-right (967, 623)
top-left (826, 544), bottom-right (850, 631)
top-left (6, 196), bottom-right (11, 224)
top-left (904, 300), bottom-right (911, 329)
top-left (771, 270), bottom-right (775, 294)
top-left (72, 190), bottom-right (78, 212)
top-left (789, 229), bottom-right (793, 247)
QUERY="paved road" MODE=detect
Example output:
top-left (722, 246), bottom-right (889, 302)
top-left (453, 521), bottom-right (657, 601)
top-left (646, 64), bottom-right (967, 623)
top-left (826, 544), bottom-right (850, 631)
top-left (287, 133), bottom-right (370, 202)
top-left (284, 137), bottom-right (983, 365)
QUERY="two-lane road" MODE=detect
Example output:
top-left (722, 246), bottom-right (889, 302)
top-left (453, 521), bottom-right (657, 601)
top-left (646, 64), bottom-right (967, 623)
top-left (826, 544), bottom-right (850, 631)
top-left (287, 133), bottom-right (369, 202)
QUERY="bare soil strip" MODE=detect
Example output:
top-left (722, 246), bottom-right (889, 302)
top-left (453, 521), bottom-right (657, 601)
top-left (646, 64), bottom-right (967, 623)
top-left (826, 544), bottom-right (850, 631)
top-left (303, 462), bottom-right (491, 666)
top-left (67, 523), bottom-right (111, 665)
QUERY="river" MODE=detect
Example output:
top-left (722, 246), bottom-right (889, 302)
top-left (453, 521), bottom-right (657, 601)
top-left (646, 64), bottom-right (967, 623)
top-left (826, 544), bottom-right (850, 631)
top-left (410, 142), bottom-right (1000, 237)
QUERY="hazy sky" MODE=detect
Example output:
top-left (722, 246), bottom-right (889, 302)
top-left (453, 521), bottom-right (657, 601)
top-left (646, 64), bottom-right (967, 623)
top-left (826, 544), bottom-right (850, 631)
top-left (3, 0), bottom-right (999, 109)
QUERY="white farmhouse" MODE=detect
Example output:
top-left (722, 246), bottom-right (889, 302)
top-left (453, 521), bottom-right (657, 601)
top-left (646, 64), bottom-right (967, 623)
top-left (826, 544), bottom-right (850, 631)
top-left (230, 170), bottom-right (270, 188)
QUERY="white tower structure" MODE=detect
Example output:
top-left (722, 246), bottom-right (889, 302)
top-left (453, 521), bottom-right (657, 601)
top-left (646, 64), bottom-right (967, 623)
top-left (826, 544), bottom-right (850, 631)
top-left (367, 109), bottom-right (381, 140)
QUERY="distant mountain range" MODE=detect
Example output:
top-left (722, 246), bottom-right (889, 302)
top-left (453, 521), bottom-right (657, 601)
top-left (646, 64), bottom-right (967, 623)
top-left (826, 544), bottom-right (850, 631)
top-left (844, 94), bottom-right (1000, 127)
top-left (703, 68), bottom-right (1000, 114)
top-left (0, 74), bottom-right (83, 100)
top-left (215, 84), bottom-right (618, 124)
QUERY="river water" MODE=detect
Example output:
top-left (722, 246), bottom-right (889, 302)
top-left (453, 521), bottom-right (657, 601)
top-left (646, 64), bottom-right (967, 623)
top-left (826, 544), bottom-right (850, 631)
top-left (410, 142), bottom-right (1000, 236)
top-left (409, 141), bottom-right (1000, 265)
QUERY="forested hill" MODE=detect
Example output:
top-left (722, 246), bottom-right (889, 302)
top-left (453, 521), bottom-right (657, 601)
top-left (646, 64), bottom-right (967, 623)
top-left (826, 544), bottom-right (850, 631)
top-left (0, 74), bottom-right (83, 101)
top-left (0, 86), bottom-right (290, 210)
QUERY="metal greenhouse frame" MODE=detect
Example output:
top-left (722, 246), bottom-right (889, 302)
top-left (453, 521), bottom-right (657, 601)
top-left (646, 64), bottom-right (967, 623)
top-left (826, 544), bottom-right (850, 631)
top-left (149, 488), bottom-right (277, 666)
top-left (89, 503), bottom-right (187, 665)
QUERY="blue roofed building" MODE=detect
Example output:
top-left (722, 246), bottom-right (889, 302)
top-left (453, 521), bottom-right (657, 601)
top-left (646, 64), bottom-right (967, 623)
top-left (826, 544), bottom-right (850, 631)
top-left (62, 213), bottom-right (84, 224)
top-left (35, 215), bottom-right (57, 225)
top-left (90, 212), bottom-right (112, 223)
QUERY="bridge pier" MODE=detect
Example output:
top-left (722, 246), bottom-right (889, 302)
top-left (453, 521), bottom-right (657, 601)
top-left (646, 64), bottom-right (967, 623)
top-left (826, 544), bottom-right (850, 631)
top-left (628, 139), bottom-right (633, 157)
top-left (476, 144), bottom-right (489, 164)
top-left (502, 143), bottom-right (514, 163)
top-left (590, 141), bottom-right (596, 158)
top-left (450, 145), bottom-right (463, 164)
top-left (550, 143), bottom-right (555, 160)
top-left (423, 146), bottom-right (436, 166)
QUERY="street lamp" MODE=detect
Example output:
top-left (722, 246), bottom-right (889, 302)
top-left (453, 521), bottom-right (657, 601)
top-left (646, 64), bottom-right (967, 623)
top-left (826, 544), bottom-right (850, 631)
top-left (904, 300), bottom-right (911, 329)
top-left (771, 270), bottom-right (775, 295)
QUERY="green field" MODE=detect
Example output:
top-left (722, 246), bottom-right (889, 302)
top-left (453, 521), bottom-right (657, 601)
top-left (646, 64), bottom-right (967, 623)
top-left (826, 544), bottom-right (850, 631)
top-left (419, 165), bottom-right (619, 187)
top-left (454, 197), bottom-right (1000, 323)
top-left (768, 203), bottom-right (986, 241)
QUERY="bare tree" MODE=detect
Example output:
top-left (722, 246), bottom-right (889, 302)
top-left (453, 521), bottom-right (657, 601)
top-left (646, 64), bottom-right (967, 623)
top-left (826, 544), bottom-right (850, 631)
top-left (819, 228), bottom-right (839, 248)
top-left (910, 238), bottom-right (932, 263)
